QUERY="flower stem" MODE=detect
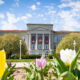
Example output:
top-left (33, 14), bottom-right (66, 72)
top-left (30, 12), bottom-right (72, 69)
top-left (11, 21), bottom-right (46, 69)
top-left (41, 68), bottom-right (44, 80)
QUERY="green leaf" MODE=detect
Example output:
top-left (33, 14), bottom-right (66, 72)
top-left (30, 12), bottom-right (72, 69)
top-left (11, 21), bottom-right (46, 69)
top-left (60, 71), bottom-right (78, 80)
top-left (52, 50), bottom-right (68, 72)
top-left (69, 48), bottom-right (80, 72)
top-left (1, 65), bottom-right (15, 80)
top-left (8, 75), bottom-right (14, 80)
top-left (73, 68), bottom-right (80, 79)
top-left (23, 67), bottom-right (31, 73)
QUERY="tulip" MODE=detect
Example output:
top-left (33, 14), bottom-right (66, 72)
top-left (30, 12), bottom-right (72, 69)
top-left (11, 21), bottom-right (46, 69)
top-left (59, 56), bottom-right (61, 58)
top-left (0, 50), bottom-right (6, 78)
top-left (8, 62), bottom-right (12, 66)
top-left (35, 59), bottom-right (47, 69)
top-left (60, 49), bottom-right (76, 66)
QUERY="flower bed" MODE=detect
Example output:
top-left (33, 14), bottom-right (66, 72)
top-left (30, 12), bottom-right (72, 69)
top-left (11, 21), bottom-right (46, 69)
top-left (0, 48), bottom-right (80, 80)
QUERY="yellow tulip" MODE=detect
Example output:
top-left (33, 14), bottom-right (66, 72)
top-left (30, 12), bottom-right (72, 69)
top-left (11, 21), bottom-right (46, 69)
top-left (0, 50), bottom-right (6, 78)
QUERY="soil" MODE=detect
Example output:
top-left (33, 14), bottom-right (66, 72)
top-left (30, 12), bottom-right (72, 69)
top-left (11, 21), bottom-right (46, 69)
top-left (13, 68), bottom-right (56, 80)
top-left (13, 68), bottom-right (26, 80)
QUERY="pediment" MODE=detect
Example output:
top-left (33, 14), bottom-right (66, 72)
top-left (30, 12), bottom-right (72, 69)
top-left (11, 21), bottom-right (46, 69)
top-left (29, 27), bottom-right (51, 31)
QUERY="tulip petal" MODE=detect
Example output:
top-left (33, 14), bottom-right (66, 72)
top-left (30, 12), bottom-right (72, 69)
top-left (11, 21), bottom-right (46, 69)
top-left (0, 50), bottom-right (6, 78)
top-left (41, 59), bottom-right (47, 69)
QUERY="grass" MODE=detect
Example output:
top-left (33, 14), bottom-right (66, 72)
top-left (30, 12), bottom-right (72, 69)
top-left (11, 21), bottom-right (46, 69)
top-left (6, 59), bottom-right (53, 62)
top-left (6, 59), bottom-right (35, 62)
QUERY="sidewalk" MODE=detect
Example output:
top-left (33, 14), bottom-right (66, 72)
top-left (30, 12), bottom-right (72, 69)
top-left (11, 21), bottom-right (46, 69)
top-left (12, 62), bottom-right (30, 68)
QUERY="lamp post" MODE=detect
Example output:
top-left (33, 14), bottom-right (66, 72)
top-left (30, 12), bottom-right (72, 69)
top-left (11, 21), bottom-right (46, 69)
top-left (73, 40), bottom-right (76, 50)
top-left (20, 40), bottom-right (22, 59)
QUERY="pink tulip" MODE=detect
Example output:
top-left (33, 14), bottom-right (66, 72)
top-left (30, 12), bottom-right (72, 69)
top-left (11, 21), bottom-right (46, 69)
top-left (35, 59), bottom-right (47, 69)
top-left (59, 56), bottom-right (61, 58)
top-left (8, 62), bottom-right (12, 66)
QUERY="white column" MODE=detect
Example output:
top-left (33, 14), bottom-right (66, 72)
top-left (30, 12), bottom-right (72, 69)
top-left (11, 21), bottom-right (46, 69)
top-left (29, 34), bottom-right (31, 51)
top-left (41, 34), bottom-right (44, 55)
top-left (35, 34), bottom-right (38, 50)
top-left (20, 40), bottom-right (22, 59)
top-left (49, 34), bottom-right (51, 50)
top-left (42, 34), bottom-right (44, 50)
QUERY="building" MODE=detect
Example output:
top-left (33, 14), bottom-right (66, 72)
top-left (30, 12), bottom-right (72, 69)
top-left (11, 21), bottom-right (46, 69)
top-left (0, 23), bottom-right (80, 56)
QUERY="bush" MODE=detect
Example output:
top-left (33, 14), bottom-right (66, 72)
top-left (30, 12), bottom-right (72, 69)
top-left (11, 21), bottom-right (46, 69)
top-left (56, 33), bottom-right (80, 55)
top-left (14, 54), bottom-right (41, 59)
top-left (0, 33), bottom-right (27, 58)
top-left (48, 54), bottom-right (53, 59)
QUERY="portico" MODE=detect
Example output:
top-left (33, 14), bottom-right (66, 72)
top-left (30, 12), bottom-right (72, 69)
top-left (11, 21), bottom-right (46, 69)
top-left (27, 23), bottom-right (53, 56)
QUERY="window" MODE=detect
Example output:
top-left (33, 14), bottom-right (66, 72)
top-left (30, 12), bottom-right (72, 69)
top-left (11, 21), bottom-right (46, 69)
top-left (38, 34), bottom-right (42, 44)
top-left (31, 34), bottom-right (36, 50)
top-left (60, 36), bottom-right (63, 40)
top-left (38, 34), bottom-right (42, 50)
top-left (44, 35), bottom-right (49, 50)
top-left (44, 44), bottom-right (49, 50)
top-left (32, 44), bottom-right (35, 49)
top-left (31, 35), bottom-right (36, 44)
top-left (54, 36), bottom-right (58, 43)
top-left (38, 44), bottom-right (42, 50)
top-left (45, 51), bottom-right (49, 57)
top-left (32, 51), bottom-right (36, 54)
top-left (44, 35), bottom-right (49, 44)
top-left (54, 45), bottom-right (56, 49)
top-left (39, 51), bottom-right (42, 55)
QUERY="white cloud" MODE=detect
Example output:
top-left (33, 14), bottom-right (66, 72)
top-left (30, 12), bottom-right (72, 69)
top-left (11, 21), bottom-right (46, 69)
top-left (1, 12), bottom-right (20, 30)
top-left (21, 13), bottom-right (32, 22)
top-left (43, 18), bottom-right (47, 21)
top-left (1, 12), bottom-right (32, 30)
top-left (30, 5), bottom-right (37, 10)
top-left (36, 2), bottom-right (40, 5)
top-left (45, 5), bottom-right (56, 15)
top-left (61, 0), bottom-right (72, 2)
top-left (45, 5), bottom-right (54, 10)
top-left (1, 21), bottom-right (18, 30)
top-left (48, 10), bottom-right (56, 15)
top-left (7, 12), bottom-right (20, 24)
top-left (44, 5), bottom-right (56, 24)
top-left (0, 0), bottom-right (4, 5)
top-left (26, 13), bottom-right (32, 18)
top-left (58, 10), bottom-right (80, 30)
top-left (13, 0), bottom-right (19, 7)
top-left (59, 1), bottom-right (80, 10)
top-left (58, 3), bottom-right (68, 8)
top-left (0, 13), bottom-right (4, 19)
top-left (38, 14), bottom-right (44, 17)
top-left (56, 0), bottom-right (80, 30)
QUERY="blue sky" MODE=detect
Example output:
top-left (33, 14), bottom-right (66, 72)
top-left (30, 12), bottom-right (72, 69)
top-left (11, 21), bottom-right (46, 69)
top-left (0, 0), bottom-right (80, 31)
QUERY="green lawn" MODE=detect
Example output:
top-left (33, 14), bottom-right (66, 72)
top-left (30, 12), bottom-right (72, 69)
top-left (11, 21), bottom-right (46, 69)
top-left (6, 58), bottom-right (80, 63)
top-left (6, 59), bottom-right (53, 62)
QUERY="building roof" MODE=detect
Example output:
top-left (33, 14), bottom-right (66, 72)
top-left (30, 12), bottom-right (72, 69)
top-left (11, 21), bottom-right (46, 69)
top-left (27, 23), bottom-right (53, 26)
top-left (53, 31), bottom-right (80, 33)
top-left (0, 30), bottom-right (80, 33)
top-left (0, 30), bottom-right (27, 32)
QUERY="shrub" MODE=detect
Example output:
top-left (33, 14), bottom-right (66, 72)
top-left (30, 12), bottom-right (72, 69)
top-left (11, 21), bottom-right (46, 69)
top-left (48, 54), bottom-right (53, 59)
top-left (56, 33), bottom-right (80, 55)
top-left (14, 54), bottom-right (41, 59)
top-left (0, 33), bottom-right (27, 58)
